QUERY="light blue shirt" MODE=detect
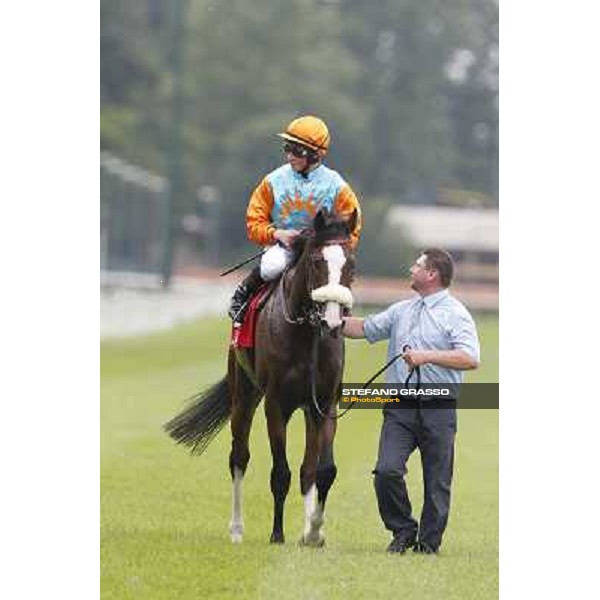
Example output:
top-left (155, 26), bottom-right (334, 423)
top-left (266, 164), bottom-right (347, 230)
top-left (363, 289), bottom-right (480, 385)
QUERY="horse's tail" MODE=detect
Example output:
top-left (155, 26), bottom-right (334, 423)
top-left (164, 377), bottom-right (231, 455)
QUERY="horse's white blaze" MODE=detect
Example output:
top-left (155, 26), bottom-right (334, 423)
top-left (315, 244), bottom-right (352, 329)
top-left (324, 301), bottom-right (341, 328)
top-left (229, 467), bottom-right (244, 543)
top-left (323, 245), bottom-right (346, 284)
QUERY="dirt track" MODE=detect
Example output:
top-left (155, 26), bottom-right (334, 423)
top-left (179, 266), bottom-right (499, 311)
top-left (101, 268), bottom-right (497, 339)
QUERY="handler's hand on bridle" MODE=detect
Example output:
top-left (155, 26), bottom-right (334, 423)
top-left (274, 229), bottom-right (300, 247)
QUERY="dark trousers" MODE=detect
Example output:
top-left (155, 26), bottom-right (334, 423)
top-left (372, 404), bottom-right (456, 550)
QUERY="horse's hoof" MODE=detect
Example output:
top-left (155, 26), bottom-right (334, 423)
top-left (270, 532), bottom-right (285, 544)
top-left (299, 534), bottom-right (326, 548)
top-left (229, 522), bottom-right (243, 544)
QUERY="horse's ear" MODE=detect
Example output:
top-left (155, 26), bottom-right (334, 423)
top-left (314, 208), bottom-right (327, 232)
top-left (346, 209), bottom-right (358, 234)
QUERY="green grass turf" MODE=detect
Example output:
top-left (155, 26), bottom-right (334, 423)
top-left (101, 313), bottom-right (498, 599)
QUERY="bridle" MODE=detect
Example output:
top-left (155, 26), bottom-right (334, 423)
top-left (280, 235), bottom-right (352, 328)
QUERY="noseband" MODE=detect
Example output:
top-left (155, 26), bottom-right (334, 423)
top-left (281, 236), bottom-right (352, 330)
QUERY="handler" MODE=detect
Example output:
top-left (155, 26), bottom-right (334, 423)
top-left (228, 115), bottom-right (362, 324)
top-left (341, 248), bottom-right (480, 554)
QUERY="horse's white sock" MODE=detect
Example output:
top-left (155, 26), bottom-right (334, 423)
top-left (229, 467), bottom-right (244, 543)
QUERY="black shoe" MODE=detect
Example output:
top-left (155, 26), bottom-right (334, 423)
top-left (413, 541), bottom-right (438, 554)
top-left (387, 534), bottom-right (416, 554)
top-left (228, 267), bottom-right (264, 324)
top-left (228, 286), bottom-right (251, 323)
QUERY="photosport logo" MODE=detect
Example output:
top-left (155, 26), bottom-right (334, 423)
top-left (338, 383), bottom-right (499, 409)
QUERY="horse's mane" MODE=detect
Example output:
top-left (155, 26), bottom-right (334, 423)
top-left (288, 214), bottom-right (352, 267)
top-left (289, 231), bottom-right (312, 266)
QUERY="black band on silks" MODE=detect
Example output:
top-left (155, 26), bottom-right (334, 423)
top-left (284, 132), bottom-right (328, 151)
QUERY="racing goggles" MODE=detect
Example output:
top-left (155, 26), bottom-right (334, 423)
top-left (283, 141), bottom-right (313, 158)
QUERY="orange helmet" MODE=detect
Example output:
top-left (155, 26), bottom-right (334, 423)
top-left (277, 116), bottom-right (330, 156)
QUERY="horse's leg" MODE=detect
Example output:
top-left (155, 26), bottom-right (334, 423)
top-left (265, 397), bottom-right (291, 544)
top-left (228, 350), bottom-right (261, 544)
top-left (299, 412), bottom-right (325, 547)
top-left (315, 413), bottom-right (338, 533)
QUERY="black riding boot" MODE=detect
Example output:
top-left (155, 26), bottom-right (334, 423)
top-left (228, 266), bottom-right (264, 324)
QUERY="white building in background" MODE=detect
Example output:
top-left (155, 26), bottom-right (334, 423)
top-left (386, 205), bottom-right (499, 283)
top-left (387, 205), bottom-right (498, 253)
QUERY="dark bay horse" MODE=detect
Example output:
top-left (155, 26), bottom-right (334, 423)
top-left (165, 208), bottom-right (357, 546)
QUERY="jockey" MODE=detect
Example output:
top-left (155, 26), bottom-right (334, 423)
top-left (229, 115), bottom-right (362, 324)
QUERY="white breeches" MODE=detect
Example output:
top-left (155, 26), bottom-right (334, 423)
top-left (260, 244), bottom-right (293, 281)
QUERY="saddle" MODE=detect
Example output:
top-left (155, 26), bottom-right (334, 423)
top-left (231, 281), bottom-right (277, 349)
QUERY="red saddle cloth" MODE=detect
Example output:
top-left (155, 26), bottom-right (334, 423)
top-left (231, 283), bottom-right (273, 349)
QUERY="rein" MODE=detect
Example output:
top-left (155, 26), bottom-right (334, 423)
top-left (280, 268), bottom-right (322, 327)
top-left (309, 341), bottom-right (422, 421)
